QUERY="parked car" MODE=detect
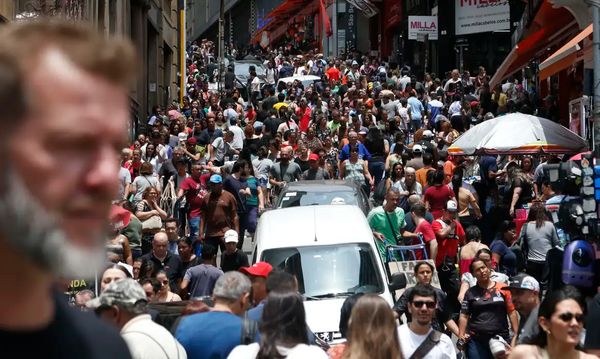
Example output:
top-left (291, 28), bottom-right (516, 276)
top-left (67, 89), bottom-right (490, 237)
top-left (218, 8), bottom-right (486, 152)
top-left (232, 60), bottom-right (266, 99)
top-left (273, 180), bottom-right (371, 216)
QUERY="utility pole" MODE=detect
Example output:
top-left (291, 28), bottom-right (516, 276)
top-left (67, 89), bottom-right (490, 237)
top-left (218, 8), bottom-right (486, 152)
top-left (178, 0), bottom-right (186, 107)
top-left (218, 0), bottom-right (225, 92)
top-left (586, 0), bottom-right (600, 159)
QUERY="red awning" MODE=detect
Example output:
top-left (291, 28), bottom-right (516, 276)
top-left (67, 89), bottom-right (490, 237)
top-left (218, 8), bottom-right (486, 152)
top-left (252, 0), bottom-right (325, 45)
top-left (539, 24), bottom-right (592, 80)
top-left (490, 1), bottom-right (578, 88)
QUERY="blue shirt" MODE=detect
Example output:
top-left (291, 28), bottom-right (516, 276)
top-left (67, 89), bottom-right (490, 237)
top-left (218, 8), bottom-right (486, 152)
top-left (338, 143), bottom-right (371, 161)
top-left (407, 96), bottom-right (424, 121)
top-left (176, 311), bottom-right (251, 359)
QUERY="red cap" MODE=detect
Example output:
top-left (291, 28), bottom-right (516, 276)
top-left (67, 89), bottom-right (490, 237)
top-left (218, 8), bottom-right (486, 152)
top-left (239, 262), bottom-right (273, 278)
top-left (187, 137), bottom-right (197, 145)
top-left (308, 153), bottom-right (319, 161)
top-left (109, 205), bottom-right (131, 231)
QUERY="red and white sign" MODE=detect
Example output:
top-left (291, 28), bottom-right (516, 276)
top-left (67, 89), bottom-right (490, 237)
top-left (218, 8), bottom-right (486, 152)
top-left (408, 16), bottom-right (438, 40)
top-left (455, 0), bottom-right (510, 35)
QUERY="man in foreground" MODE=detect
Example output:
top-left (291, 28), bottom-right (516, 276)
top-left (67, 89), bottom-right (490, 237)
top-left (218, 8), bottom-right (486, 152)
top-left (397, 284), bottom-right (456, 359)
top-left (507, 273), bottom-right (540, 344)
top-left (0, 20), bottom-right (135, 357)
top-left (89, 279), bottom-right (186, 358)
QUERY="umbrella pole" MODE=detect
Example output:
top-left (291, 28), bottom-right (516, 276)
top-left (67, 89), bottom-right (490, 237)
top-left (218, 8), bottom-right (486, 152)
top-left (588, 1), bottom-right (600, 159)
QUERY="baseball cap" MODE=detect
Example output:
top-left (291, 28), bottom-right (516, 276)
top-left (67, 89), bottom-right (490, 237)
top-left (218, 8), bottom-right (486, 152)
top-left (209, 174), bottom-right (222, 184)
top-left (412, 144), bottom-right (423, 153)
top-left (187, 137), bottom-right (197, 145)
top-left (86, 278), bottom-right (147, 309)
top-left (422, 130), bottom-right (434, 138)
top-left (446, 200), bottom-right (458, 212)
top-left (308, 153), bottom-right (319, 161)
top-left (178, 132), bottom-right (188, 142)
top-left (224, 229), bottom-right (239, 243)
top-left (507, 273), bottom-right (540, 292)
top-left (109, 205), bottom-right (131, 231)
top-left (253, 121), bottom-right (264, 130)
top-left (358, 129), bottom-right (368, 135)
top-left (239, 262), bottom-right (273, 278)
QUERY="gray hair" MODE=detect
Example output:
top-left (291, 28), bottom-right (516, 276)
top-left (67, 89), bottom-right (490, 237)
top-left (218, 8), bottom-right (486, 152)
top-left (404, 167), bottom-right (416, 175)
top-left (117, 301), bottom-right (148, 316)
top-left (408, 195), bottom-right (421, 207)
top-left (213, 271), bottom-right (251, 301)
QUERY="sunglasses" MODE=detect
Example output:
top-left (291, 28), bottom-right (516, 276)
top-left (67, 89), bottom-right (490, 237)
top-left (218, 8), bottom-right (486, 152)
top-left (412, 300), bottom-right (436, 309)
top-left (160, 280), bottom-right (169, 286)
top-left (557, 312), bottom-right (584, 324)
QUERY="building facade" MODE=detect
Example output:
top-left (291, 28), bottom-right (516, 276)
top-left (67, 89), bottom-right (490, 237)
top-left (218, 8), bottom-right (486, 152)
top-left (16, 0), bottom-right (180, 135)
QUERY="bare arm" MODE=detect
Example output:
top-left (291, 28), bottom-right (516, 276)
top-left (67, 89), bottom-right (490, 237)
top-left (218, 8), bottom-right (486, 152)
top-left (135, 201), bottom-right (159, 221)
top-left (121, 236), bottom-right (133, 266)
top-left (428, 239), bottom-right (438, 262)
top-left (457, 280), bottom-right (469, 303)
top-left (509, 310), bottom-right (519, 347)
top-left (445, 318), bottom-right (459, 337)
top-left (510, 187), bottom-right (522, 216)
top-left (363, 161), bottom-right (373, 186)
top-left (339, 160), bottom-right (346, 180)
top-left (458, 313), bottom-right (469, 339)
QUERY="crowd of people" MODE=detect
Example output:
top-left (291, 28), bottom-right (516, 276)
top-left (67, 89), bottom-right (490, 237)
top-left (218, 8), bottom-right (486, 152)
top-left (1, 15), bottom-right (596, 359)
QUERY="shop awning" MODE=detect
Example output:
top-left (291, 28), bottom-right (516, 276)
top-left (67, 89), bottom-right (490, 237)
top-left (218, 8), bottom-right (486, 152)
top-left (539, 24), bottom-right (593, 80)
top-left (251, 0), bottom-right (326, 45)
top-left (489, 2), bottom-right (577, 88)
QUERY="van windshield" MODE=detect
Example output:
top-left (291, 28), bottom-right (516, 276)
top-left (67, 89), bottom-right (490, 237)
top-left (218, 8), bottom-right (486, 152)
top-left (261, 243), bottom-right (384, 299)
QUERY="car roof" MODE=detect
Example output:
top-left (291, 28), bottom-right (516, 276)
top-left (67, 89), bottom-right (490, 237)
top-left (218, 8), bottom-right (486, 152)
top-left (282, 180), bottom-right (359, 192)
top-left (256, 205), bottom-right (374, 250)
top-left (278, 75), bottom-right (321, 83)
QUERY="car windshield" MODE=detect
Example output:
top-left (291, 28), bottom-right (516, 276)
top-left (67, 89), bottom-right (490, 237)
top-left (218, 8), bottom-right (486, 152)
top-left (278, 190), bottom-right (358, 207)
top-left (234, 63), bottom-right (266, 76)
top-left (261, 243), bottom-right (384, 298)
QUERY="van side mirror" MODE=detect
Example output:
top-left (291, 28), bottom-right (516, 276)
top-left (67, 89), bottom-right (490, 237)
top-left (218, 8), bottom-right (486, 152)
top-left (389, 273), bottom-right (407, 292)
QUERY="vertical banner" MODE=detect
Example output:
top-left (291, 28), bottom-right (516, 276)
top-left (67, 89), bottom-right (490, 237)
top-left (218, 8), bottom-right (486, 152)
top-left (346, 4), bottom-right (356, 52)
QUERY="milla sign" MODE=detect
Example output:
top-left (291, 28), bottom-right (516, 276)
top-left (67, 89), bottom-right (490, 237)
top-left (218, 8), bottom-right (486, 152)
top-left (408, 16), bottom-right (438, 40)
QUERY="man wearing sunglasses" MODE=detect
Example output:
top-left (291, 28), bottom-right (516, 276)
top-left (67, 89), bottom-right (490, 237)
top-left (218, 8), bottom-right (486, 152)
top-left (397, 283), bottom-right (456, 359)
top-left (507, 273), bottom-right (540, 345)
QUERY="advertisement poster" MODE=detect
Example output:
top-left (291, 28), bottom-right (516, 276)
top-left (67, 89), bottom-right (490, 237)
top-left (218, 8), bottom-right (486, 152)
top-left (455, 0), bottom-right (510, 35)
top-left (408, 16), bottom-right (438, 40)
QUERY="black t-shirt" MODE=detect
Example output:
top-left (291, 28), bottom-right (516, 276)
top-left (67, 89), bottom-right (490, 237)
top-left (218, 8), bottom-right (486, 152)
top-left (294, 158), bottom-right (310, 173)
top-left (585, 293), bottom-right (600, 350)
top-left (0, 293), bottom-right (131, 358)
top-left (507, 178), bottom-right (533, 207)
top-left (140, 252), bottom-right (184, 291)
top-left (460, 282), bottom-right (514, 339)
top-left (263, 117), bottom-right (282, 136)
top-left (223, 175), bottom-right (247, 214)
top-left (221, 250), bottom-right (249, 272)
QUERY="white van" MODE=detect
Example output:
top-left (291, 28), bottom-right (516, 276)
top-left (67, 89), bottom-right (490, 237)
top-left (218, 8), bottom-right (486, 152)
top-left (252, 205), bottom-right (405, 343)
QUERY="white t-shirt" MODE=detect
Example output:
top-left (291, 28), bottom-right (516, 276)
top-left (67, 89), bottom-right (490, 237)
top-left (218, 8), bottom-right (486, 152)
top-left (122, 314), bottom-right (187, 359)
top-left (117, 167), bottom-right (132, 200)
top-left (227, 343), bottom-right (328, 359)
top-left (397, 324), bottom-right (456, 359)
top-left (228, 125), bottom-right (245, 150)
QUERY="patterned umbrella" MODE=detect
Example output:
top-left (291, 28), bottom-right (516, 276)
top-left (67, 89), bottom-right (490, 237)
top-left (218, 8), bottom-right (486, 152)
top-left (448, 113), bottom-right (588, 155)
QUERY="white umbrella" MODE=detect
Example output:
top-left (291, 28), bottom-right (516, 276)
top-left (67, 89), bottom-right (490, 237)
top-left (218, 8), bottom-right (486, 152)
top-left (448, 113), bottom-right (588, 155)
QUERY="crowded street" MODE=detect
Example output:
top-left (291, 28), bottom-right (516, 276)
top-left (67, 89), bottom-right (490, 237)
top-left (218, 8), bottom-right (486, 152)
top-left (2, 0), bottom-right (600, 358)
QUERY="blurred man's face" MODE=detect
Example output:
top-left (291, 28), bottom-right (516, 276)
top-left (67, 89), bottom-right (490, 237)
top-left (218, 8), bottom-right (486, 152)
top-left (2, 49), bottom-right (129, 278)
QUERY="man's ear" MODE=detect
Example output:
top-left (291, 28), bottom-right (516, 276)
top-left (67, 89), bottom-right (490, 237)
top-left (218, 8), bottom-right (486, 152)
top-left (242, 292), bottom-right (251, 309)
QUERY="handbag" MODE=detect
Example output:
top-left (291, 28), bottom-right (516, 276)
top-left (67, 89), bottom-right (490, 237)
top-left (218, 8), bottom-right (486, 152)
top-left (140, 201), bottom-right (162, 230)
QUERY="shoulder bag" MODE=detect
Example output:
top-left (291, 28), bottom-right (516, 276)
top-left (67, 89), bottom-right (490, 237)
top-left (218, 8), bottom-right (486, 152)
top-left (409, 330), bottom-right (442, 359)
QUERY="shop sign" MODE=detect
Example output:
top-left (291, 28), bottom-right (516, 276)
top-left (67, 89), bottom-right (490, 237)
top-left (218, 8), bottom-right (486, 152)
top-left (455, 0), bottom-right (510, 35)
top-left (408, 16), bottom-right (438, 40)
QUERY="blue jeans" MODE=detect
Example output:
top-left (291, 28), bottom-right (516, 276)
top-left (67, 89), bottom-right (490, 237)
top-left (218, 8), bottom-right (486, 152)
top-left (188, 216), bottom-right (201, 256)
top-left (368, 161), bottom-right (385, 189)
top-left (466, 337), bottom-right (494, 359)
top-left (411, 119), bottom-right (422, 132)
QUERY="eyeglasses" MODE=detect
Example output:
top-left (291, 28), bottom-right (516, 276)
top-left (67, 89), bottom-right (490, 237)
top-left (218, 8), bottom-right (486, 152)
top-left (558, 312), bottom-right (584, 324)
top-left (411, 300), bottom-right (436, 309)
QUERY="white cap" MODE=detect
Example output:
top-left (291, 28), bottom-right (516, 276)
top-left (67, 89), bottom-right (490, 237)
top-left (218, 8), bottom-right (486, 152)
top-left (423, 130), bottom-right (434, 138)
top-left (178, 132), bottom-right (188, 142)
top-left (446, 200), bottom-right (458, 211)
top-left (412, 144), bottom-right (423, 153)
top-left (224, 229), bottom-right (238, 243)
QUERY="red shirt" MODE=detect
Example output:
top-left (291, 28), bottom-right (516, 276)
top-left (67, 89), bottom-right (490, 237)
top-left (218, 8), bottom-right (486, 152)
top-left (414, 220), bottom-right (436, 260)
top-left (179, 174), bottom-right (210, 218)
top-left (326, 67), bottom-right (341, 83)
top-left (431, 219), bottom-right (465, 267)
top-left (124, 161), bottom-right (141, 180)
top-left (297, 107), bottom-right (311, 133)
top-left (424, 185), bottom-right (454, 219)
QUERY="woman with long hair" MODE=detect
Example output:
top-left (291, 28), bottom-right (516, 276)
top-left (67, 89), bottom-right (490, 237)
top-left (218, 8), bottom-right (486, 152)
top-left (342, 294), bottom-right (402, 359)
top-left (509, 286), bottom-right (595, 359)
top-left (505, 162), bottom-right (534, 218)
top-left (155, 270), bottom-right (182, 303)
top-left (135, 186), bottom-right (167, 254)
top-left (386, 162), bottom-right (406, 193)
top-left (364, 127), bottom-right (388, 189)
top-left (227, 292), bottom-right (328, 358)
top-left (517, 202), bottom-right (560, 284)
